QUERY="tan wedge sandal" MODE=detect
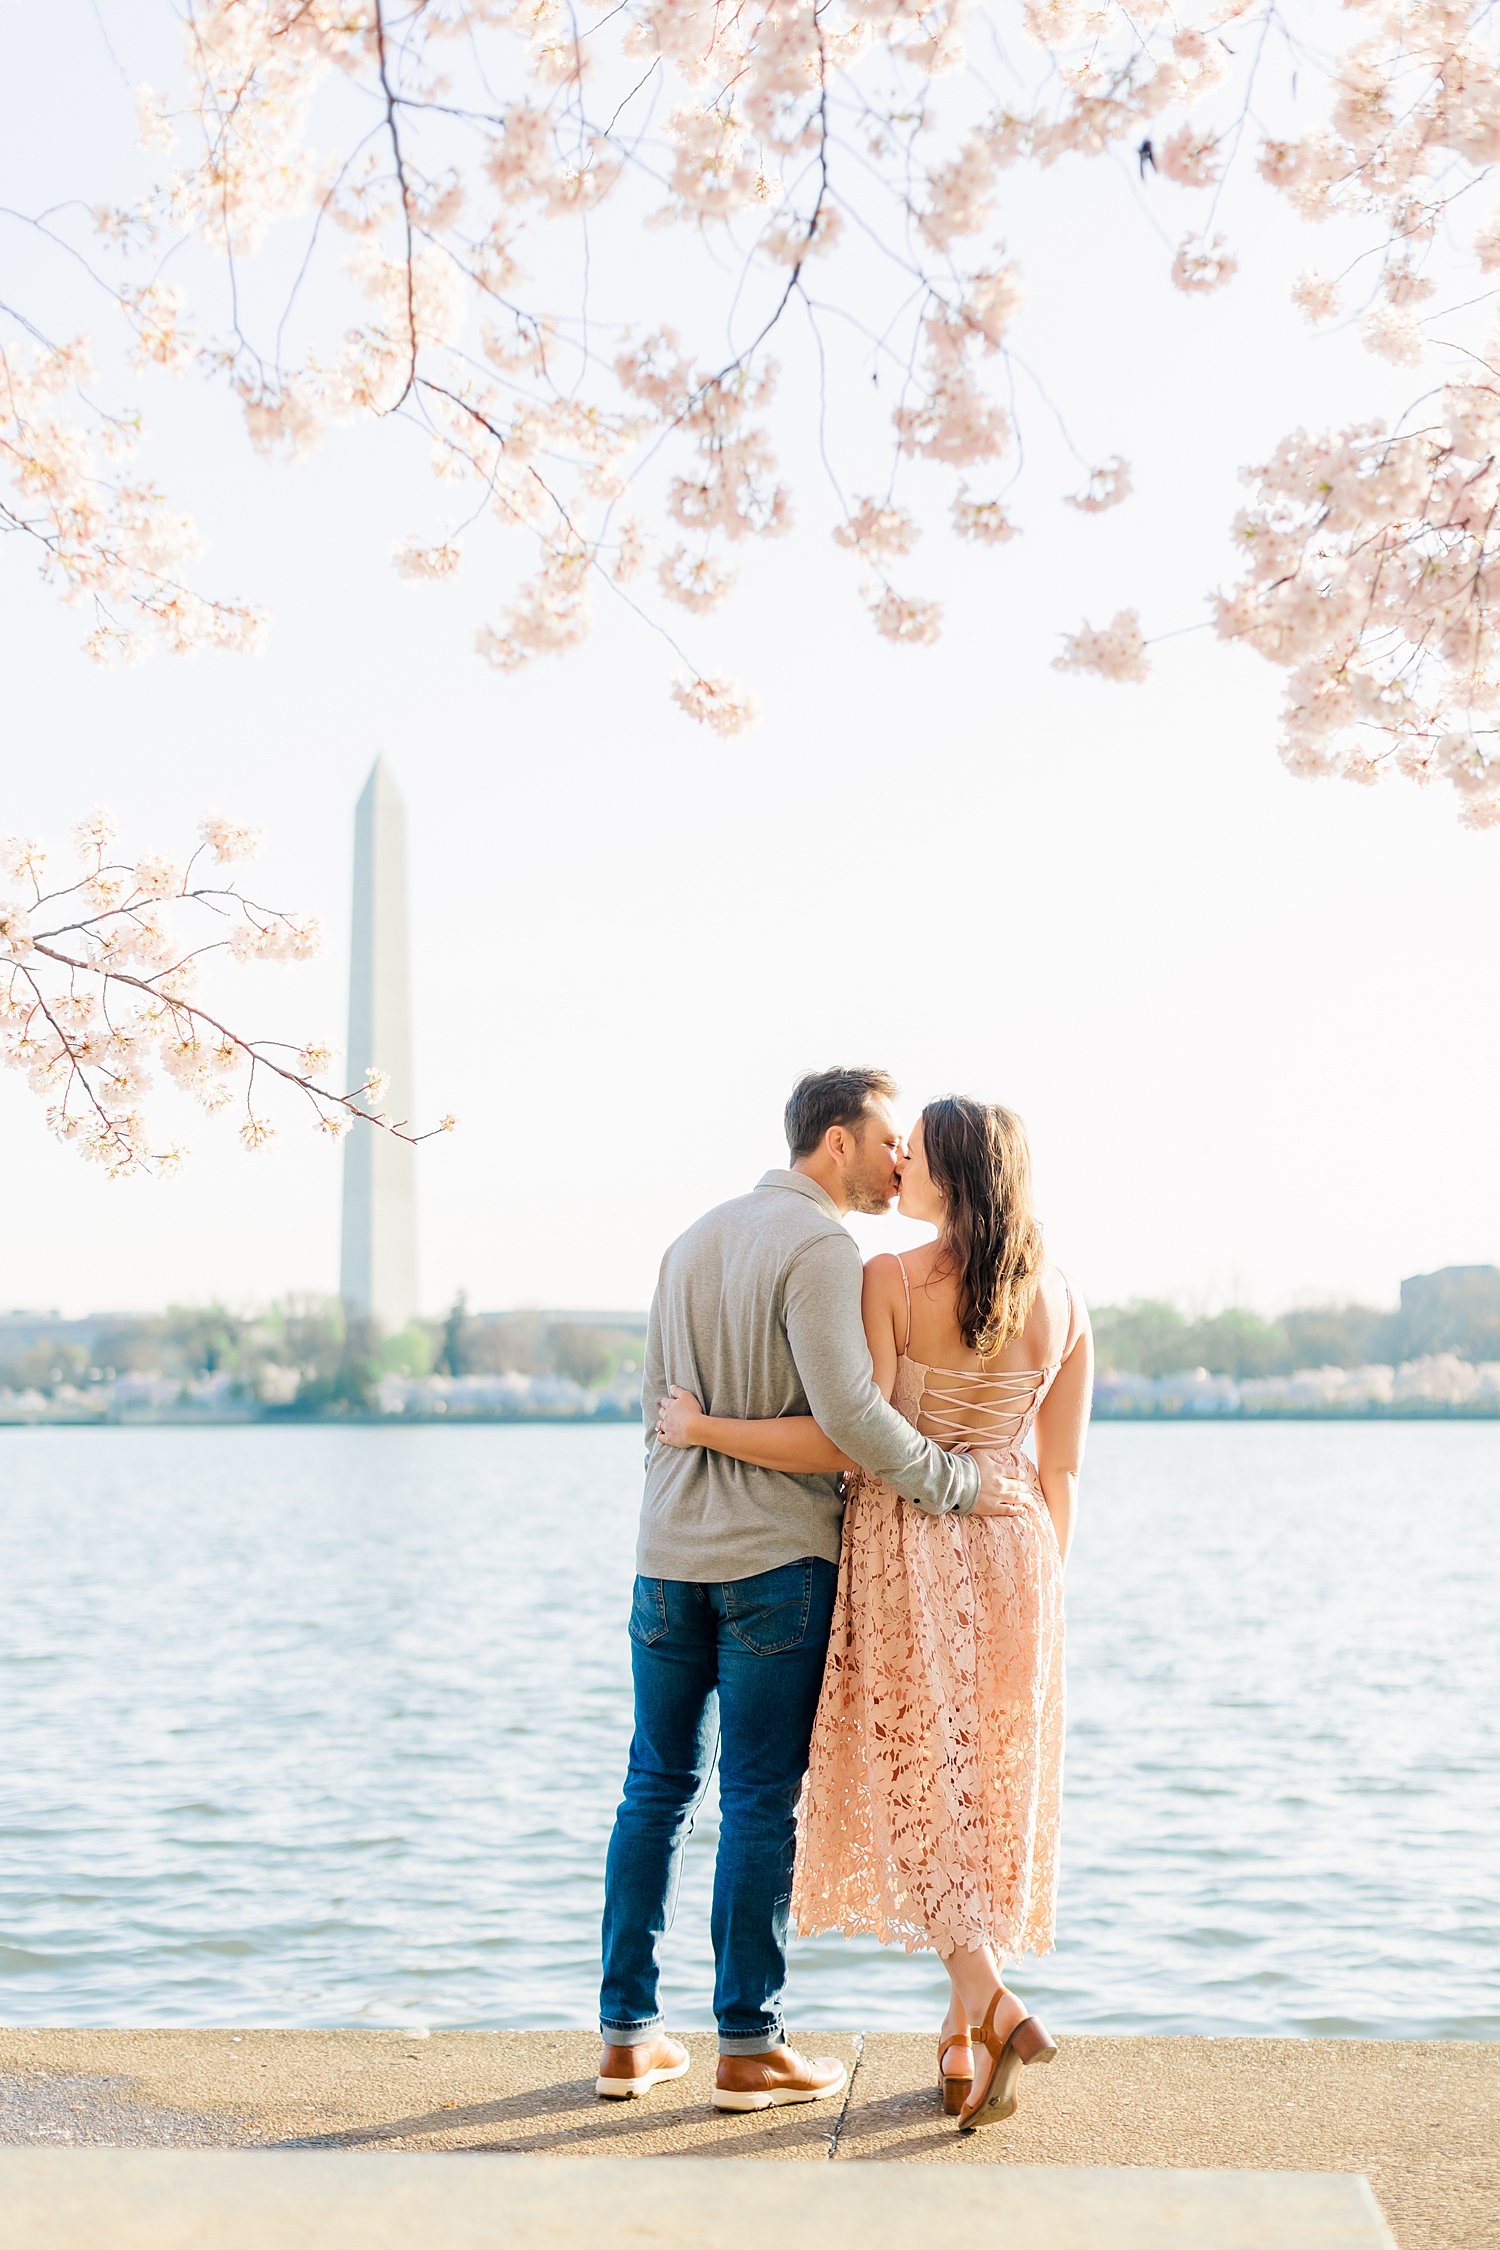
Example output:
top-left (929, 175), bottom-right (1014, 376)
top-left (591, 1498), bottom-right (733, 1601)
top-left (956, 1992), bottom-right (1057, 2131)
top-left (937, 2028), bottom-right (974, 2117)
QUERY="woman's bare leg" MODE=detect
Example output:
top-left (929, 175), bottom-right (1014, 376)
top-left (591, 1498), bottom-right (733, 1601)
top-left (940, 1944), bottom-right (1027, 2088)
top-left (939, 1965), bottom-right (969, 2061)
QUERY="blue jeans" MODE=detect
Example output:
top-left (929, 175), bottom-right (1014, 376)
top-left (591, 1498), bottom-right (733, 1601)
top-left (599, 1558), bottom-right (838, 2055)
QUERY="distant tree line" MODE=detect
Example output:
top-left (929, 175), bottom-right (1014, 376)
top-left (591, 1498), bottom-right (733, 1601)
top-left (0, 1299), bottom-right (645, 1413)
top-left (7, 1267), bottom-right (1496, 1405)
top-left (1094, 1268), bottom-right (1500, 1380)
top-left (432, 1297), bottom-right (635, 1390)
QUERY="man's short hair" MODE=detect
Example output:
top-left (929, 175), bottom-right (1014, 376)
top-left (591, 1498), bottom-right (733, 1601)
top-left (784, 1066), bottom-right (898, 1162)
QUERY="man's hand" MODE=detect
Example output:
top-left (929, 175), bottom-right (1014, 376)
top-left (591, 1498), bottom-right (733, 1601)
top-left (655, 1385), bottom-right (705, 1449)
top-left (967, 1449), bottom-right (1029, 1519)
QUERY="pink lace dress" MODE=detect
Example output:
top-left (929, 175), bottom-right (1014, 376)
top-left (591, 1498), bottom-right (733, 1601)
top-left (790, 1264), bottom-right (1069, 1961)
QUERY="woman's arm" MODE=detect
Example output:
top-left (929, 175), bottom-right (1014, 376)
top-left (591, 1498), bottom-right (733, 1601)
top-left (1033, 1293), bottom-right (1094, 1566)
top-left (656, 1389), bottom-right (852, 1473)
top-left (653, 1255), bottom-right (907, 1476)
top-left (860, 1253), bottom-right (903, 1403)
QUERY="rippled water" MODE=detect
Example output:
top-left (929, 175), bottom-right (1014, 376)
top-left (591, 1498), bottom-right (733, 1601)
top-left (1, 1423), bottom-right (1496, 2036)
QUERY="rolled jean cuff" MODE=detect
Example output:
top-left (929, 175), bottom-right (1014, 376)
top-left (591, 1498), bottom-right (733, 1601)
top-left (718, 2028), bottom-right (782, 2056)
top-left (599, 2018), bottom-right (663, 2048)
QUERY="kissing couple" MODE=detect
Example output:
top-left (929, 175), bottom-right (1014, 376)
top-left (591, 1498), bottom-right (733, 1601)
top-left (597, 1065), bottom-right (1092, 2131)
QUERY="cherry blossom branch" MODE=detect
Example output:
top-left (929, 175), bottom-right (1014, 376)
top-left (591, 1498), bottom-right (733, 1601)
top-left (1, 810), bottom-right (457, 1173)
top-left (371, 0), bottom-right (421, 412)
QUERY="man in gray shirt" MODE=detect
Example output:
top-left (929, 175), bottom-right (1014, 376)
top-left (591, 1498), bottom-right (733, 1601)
top-left (597, 1067), bottom-right (1006, 2112)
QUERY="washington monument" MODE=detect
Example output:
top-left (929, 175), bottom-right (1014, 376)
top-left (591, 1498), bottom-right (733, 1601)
top-left (339, 758), bottom-right (417, 1334)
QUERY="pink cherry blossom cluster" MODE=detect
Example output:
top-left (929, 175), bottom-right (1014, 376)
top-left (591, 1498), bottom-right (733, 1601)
top-left (1213, 393), bottom-right (1500, 828)
top-left (1065, 458), bottom-right (1134, 515)
top-left (0, 336), bottom-right (264, 665)
top-left (0, 810), bottom-right (456, 1175)
top-left (1171, 233), bottom-right (1239, 294)
top-left (1053, 610), bottom-right (1150, 685)
top-left (670, 675), bottom-right (758, 736)
top-left (8, 0), bottom-right (1500, 813)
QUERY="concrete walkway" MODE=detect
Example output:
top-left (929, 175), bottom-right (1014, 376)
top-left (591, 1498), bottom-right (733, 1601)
top-left (1, 2031), bottom-right (1495, 2250)
top-left (0, 2150), bottom-right (1397, 2250)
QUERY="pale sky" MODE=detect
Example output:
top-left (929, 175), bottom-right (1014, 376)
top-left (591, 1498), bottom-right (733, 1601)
top-left (4, 6), bottom-right (1497, 1321)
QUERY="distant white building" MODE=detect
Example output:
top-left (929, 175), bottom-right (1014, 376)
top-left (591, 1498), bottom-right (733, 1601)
top-left (339, 759), bottom-right (418, 1336)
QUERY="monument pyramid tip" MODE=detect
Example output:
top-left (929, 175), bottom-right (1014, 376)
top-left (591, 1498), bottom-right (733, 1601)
top-left (359, 753), bottom-right (403, 801)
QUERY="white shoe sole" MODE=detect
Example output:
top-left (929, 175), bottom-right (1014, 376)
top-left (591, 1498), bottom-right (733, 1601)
top-left (712, 2068), bottom-right (848, 2113)
top-left (595, 2055), bottom-right (692, 2099)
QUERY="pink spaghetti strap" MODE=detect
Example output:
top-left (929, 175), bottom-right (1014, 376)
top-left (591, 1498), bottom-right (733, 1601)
top-left (895, 1254), bottom-right (913, 1355)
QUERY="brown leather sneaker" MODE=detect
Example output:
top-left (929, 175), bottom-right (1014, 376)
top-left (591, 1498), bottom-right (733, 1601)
top-left (712, 2045), bottom-right (848, 2112)
top-left (595, 2034), bottom-right (691, 2099)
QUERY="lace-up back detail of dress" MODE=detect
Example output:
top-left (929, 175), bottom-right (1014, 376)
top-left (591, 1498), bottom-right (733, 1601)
top-left (891, 1254), bottom-right (1069, 1462)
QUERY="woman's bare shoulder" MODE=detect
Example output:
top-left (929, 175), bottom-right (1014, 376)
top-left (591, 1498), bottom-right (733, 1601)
top-left (860, 1252), bottom-right (906, 1363)
top-left (1042, 1261), bottom-right (1087, 1308)
top-left (1066, 1274), bottom-right (1092, 1333)
top-left (1028, 1262), bottom-right (1089, 1357)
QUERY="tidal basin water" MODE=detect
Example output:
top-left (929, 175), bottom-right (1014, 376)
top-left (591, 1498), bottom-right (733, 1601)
top-left (1, 1423), bottom-right (1497, 2038)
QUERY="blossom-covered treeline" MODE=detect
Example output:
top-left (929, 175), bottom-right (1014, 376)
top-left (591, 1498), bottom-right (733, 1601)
top-left (6, 0), bottom-right (1500, 822)
top-left (0, 812), bottom-right (455, 1174)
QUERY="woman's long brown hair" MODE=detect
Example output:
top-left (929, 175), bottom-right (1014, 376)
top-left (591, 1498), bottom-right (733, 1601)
top-left (920, 1097), bottom-right (1044, 1357)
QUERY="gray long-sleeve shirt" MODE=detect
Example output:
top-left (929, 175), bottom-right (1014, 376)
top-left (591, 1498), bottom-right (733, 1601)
top-left (635, 1169), bottom-right (979, 1581)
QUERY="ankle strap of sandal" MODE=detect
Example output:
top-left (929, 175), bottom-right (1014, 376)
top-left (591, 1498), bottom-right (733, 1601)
top-left (976, 1990), bottom-right (1008, 2056)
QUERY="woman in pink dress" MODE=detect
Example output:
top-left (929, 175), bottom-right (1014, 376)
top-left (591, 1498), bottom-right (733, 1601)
top-left (655, 1097), bottom-right (1092, 2130)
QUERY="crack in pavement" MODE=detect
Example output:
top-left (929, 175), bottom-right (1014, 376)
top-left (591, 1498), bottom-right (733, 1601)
top-left (825, 2033), bottom-right (864, 2159)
